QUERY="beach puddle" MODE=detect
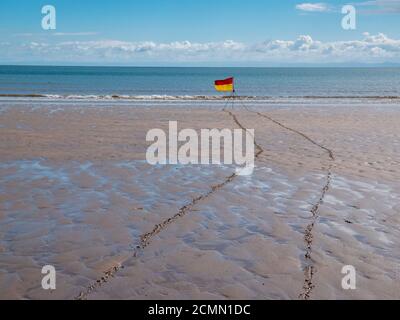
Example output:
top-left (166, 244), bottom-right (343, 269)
top-left (1, 142), bottom-right (399, 299)
top-left (0, 158), bottom-right (322, 299)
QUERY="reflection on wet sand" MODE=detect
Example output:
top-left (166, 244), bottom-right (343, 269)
top-left (0, 102), bottom-right (399, 299)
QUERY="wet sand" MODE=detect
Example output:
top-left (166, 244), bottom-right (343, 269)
top-left (0, 102), bottom-right (400, 299)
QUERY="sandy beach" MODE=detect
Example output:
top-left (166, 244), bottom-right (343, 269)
top-left (1, 101), bottom-right (400, 300)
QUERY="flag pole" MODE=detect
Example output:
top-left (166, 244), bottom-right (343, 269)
top-left (232, 79), bottom-right (236, 109)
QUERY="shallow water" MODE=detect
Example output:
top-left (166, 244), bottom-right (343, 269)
top-left (1, 102), bottom-right (400, 299)
top-left (0, 158), bottom-right (315, 299)
top-left (1, 157), bottom-right (398, 299)
top-left (2, 66), bottom-right (400, 98)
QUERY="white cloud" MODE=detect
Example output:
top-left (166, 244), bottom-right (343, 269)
top-left (2, 33), bottom-right (400, 64)
top-left (13, 33), bottom-right (35, 37)
top-left (13, 32), bottom-right (98, 37)
top-left (53, 32), bottom-right (98, 36)
top-left (295, 3), bottom-right (330, 12)
top-left (355, 0), bottom-right (400, 13)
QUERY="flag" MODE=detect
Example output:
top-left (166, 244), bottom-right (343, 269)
top-left (214, 77), bottom-right (234, 92)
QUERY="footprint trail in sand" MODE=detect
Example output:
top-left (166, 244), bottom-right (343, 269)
top-left (76, 101), bottom-right (336, 300)
top-left (76, 108), bottom-right (264, 299)
top-left (244, 105), bottom-right (335, 300)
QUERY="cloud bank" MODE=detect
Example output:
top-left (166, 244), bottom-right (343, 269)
top-left (2, 33), bottom-right (400, 65)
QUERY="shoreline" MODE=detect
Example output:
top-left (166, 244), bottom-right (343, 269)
top-left (1, 102), bottom-right (399, 299)
top-left (1, 93), bottom-right (400, 101)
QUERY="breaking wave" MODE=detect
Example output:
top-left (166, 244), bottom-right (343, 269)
top-left (0, 94), bottom-right (400, 101)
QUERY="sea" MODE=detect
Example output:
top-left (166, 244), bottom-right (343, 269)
top-left (0, 66), bottom-right (399, 106)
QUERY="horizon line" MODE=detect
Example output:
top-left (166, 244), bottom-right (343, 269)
top-left (1, 64), bottom-right (400, 69)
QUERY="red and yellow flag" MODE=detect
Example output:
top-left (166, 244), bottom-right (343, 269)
top-left (214, 77), bottom-right (234, 92)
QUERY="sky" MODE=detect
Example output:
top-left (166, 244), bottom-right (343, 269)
top-left (0, 0), bottom-right (400, 66)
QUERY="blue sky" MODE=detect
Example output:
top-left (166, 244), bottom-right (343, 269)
top-left (1, 0), bottom-right (400, 65)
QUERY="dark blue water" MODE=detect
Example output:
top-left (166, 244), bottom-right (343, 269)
top-left (0, 65), bottom-right (399, 98)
